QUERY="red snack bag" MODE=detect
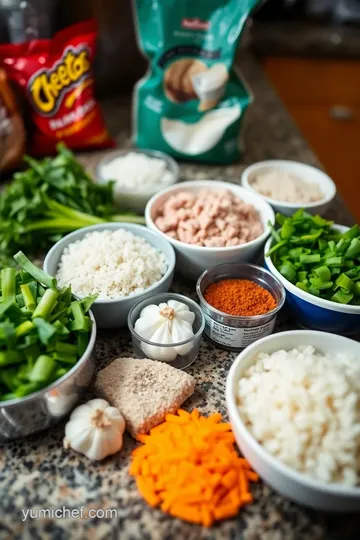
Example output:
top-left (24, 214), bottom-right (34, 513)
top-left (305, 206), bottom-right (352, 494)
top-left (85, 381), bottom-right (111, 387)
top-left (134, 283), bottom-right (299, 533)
top-left (0, 19), bottom-right (114, 155)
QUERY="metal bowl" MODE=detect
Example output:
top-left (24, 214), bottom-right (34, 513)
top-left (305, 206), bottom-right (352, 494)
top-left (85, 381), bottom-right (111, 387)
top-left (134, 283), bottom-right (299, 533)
top-left (0, 312), bottom-right (97, 440)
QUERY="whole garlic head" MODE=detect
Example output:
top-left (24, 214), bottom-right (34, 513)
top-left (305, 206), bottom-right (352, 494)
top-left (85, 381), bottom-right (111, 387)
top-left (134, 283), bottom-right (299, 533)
top-left (64, 398), bottom-right (125, 460)
top-left (134, 299), bottom-right (195, 362)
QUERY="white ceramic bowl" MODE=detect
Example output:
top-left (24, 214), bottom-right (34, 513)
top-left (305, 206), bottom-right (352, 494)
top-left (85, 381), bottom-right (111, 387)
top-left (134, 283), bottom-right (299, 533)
top-left (43, 223), bottom-right (176, 329)
top-left (145, 180), bottom-right (275, 280)
top-left (226, 330), bottom-right (360, 512)
top-left (96, 148), bottom-right (179, 213)
top-left (242, 160), bottom-right (336, 216)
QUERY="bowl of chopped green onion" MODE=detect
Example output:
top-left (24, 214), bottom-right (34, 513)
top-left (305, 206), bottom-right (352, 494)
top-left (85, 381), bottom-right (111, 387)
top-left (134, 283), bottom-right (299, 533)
top-left (0, 252), bottom-right (96, 440)
top-left (264, 210), bottom-right (360, 335)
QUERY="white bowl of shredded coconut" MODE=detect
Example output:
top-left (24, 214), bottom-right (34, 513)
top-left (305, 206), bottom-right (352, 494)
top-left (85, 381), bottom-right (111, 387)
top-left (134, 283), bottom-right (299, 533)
top-left (242, 160), bottom-right (336, 216)
top-left (226, 330), bottom-right (360, 512)
top-left (43, 223), bottom-right (176, 329)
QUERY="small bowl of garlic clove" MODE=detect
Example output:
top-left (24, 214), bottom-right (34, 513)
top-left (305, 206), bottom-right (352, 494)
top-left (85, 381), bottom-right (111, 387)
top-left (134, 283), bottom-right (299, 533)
top-left (128, 293), bottom-right (205, 370)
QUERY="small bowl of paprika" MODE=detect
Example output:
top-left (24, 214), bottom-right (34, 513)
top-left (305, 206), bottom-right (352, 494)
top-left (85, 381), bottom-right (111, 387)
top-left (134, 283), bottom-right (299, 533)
top-left (196, 263), bottom-right (286, 351)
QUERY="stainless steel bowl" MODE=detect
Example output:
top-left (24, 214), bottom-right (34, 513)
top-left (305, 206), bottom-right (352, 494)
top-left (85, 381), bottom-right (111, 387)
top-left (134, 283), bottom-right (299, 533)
top-left (0, 312), bottom-right (97, 440)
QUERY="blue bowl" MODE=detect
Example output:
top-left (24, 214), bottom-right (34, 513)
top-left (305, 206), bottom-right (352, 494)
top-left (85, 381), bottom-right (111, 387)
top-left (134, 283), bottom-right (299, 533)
top-left (264, 225), bottom-right (360, 335)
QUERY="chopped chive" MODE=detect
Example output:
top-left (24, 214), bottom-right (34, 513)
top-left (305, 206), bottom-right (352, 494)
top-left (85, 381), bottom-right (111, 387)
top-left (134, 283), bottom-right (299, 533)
top-left (53, 353), bottom-right (77, 365)
top-left (20, 283), bottom-right (36, 311)
top-left (32, 289), bottom-right (59, 320)
top-left (79, 294), bottom-right (97, 314)
top-left (15, 382), bottom-right (42, 397)
top-left (331, 290), bottom-right (354, 304)
top-left (354, 282), bottom-right (360, 296)
top-left (268, 220), bottom-right (281, 242)
top-left (299, 254), bottom-right (321, 264)
top-left (279, 261), bottom-right (297, 282)
top-left (55, 342), bottom-right (77, 355)
top-left (0, 392), bottom-right (17, 401)
top-left (280, 220), bottom-right (295, 239)
top-left (15, 320), bottom-right (35, 338)
top-left (345, 238), bottom-right (360, 259)
top-left (0, 350), bottom-right (23, 366)
top-left (324, 256), bottom-right (343, 267)
top-left (1, 268), bottom-right (16, 303)
top-left (29, 355), bottom-right (56, 382)
top-left (52, 320), bottom-right (70, 336)
top-left (13, 251), bottom-right (57, 290)
top-left (265, 240), bottom-right (287, 257)
top-left (296, 282), bottom-right (307, 292)
top-left (310, 278), bottom-right (333, 291)
top-left (33, 318), bottom-right (57, 345)
top-left (70, 301), bottom-right (86, 331)
top-left (336, 273), bottom-right (354, 291)
top-left (313, 266), bottom-right (331, 282)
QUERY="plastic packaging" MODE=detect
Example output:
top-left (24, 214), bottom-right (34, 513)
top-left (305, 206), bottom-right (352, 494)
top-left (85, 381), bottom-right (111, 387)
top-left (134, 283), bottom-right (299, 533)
top-left (0, 19), bottom-right (114, 155)
top-left (132, 0), bottom-right (260, 163)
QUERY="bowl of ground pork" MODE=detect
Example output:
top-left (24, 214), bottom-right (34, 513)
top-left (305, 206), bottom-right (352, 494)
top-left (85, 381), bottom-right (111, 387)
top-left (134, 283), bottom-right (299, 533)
top-left (226, 330), bottom-right (360, 512)
top-left (145, 180), bottom-right (275, 280)
top-left (43, 223), bottom-right (176, 329)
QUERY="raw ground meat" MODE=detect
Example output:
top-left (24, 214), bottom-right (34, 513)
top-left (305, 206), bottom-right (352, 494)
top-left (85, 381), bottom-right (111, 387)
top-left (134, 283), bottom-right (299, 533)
top-left (154, 189), bottom-right (263, 247)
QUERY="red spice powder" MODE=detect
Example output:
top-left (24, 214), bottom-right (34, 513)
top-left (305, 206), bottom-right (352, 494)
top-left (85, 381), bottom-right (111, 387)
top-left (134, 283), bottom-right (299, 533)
top-left (204, 279), bottom-right (277, 316)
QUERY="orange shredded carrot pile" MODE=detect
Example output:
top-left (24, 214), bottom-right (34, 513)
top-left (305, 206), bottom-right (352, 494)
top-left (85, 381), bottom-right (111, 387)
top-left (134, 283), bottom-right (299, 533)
top-left (129, 408), bottom-right (259, 527)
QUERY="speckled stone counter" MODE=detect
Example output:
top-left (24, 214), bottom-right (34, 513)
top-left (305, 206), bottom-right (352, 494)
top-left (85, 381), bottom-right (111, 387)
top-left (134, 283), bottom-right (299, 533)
top-left (1, 53), bottom-right (359, 540)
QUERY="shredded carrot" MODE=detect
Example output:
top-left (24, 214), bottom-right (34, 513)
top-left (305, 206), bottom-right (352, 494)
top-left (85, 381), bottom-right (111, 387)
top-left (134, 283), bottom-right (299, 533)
top-left (135, 477), bottom-right (160, 508)
top-left (246, 470), bottom-right (260, 482)
top-left (238, 467), bottom-right (249, 494)
top-left (130, 409), bottom-right (258, 527)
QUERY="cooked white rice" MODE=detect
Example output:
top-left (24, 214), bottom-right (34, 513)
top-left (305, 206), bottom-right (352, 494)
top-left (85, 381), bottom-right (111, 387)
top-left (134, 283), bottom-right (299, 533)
top-left (56, 229), bottom-right (167, 300)
top-left (236, 346), bottom-right (360, 486)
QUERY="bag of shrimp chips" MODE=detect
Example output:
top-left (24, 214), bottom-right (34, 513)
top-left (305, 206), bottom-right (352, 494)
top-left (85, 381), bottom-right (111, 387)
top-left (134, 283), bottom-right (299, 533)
top-left (132, 0), bottom-right (260, 163)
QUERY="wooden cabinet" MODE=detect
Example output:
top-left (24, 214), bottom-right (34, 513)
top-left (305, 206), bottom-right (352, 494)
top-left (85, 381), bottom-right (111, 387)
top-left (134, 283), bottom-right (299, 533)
top-left (263, 58), bottom-right (360, 221)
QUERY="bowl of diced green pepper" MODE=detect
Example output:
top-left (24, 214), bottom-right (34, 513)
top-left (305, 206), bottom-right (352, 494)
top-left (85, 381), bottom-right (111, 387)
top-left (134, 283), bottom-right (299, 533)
top-left (264, 210), bottom-right (360, 335)
top-left (0, 252), bottom-right (97, 439)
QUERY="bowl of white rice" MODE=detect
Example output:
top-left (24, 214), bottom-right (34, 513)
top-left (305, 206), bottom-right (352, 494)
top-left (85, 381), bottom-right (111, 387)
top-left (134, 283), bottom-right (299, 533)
top-left (226, 330), bottom-right (360, 512)
top-left (43, 223), bottom-right (176, 329)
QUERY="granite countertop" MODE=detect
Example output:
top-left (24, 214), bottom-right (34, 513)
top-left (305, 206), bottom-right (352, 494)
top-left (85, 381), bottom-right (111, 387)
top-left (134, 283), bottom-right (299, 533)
top-left (0, 53), bottom-right (358, 540)
top-left (251, 20), bottom-right (360, 59)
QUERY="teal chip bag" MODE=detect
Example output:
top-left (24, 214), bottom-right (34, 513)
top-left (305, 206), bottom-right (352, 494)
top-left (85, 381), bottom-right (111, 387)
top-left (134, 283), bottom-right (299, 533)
top-left (132, 0), bottom-right (260, 164)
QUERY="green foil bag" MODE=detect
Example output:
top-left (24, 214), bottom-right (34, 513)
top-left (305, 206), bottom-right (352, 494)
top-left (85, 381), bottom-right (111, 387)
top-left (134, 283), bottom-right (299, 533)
top-left (132, 0), bottom-right (260, 164)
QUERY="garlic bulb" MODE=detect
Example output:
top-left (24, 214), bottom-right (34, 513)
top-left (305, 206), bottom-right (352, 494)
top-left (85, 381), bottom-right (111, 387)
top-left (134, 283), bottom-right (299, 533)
top-left (134, 300), bottom-right (195, 362)
top-left (63, 398), bottom-right (125, 460)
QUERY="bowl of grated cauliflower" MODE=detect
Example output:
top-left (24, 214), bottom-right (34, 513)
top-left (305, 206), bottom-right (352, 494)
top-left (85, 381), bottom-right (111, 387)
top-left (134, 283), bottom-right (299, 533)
top-left (226, 330), bottom-right (360, 512)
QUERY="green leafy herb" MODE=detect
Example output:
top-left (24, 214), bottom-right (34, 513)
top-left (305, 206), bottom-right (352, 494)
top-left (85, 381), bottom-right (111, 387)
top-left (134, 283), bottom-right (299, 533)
top-left (0, 144), bottom-right (145, 267)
